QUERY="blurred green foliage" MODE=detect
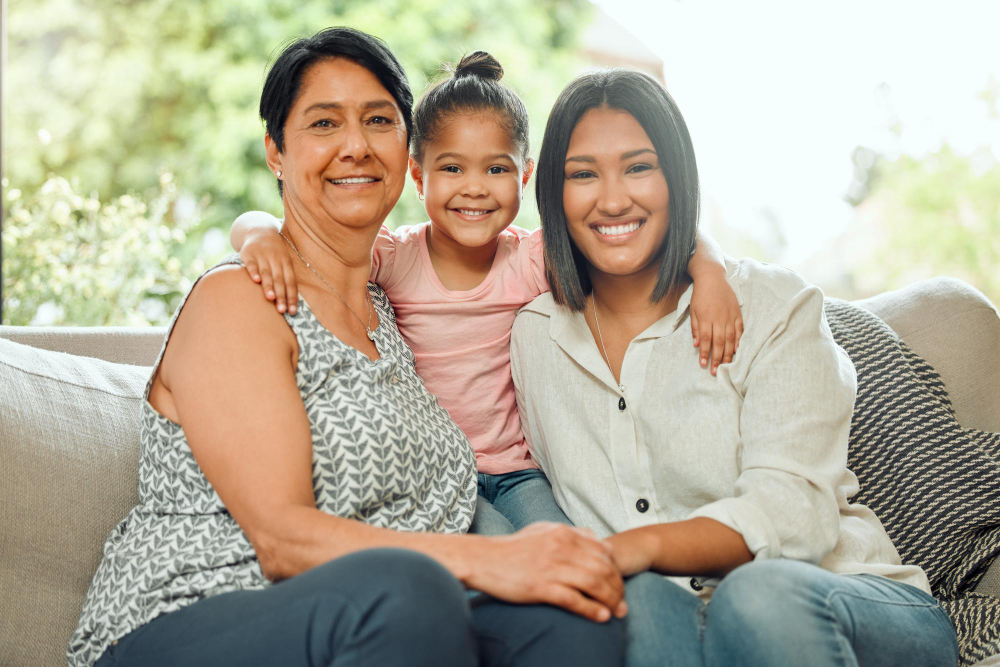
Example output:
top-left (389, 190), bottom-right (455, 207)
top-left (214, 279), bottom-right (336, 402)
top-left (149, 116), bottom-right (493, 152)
top-left (2, 174), bottom-right (206, 325)
top-left (2, 0), bottom-right (591, 324)
top-left (852, 146), bottom-right (1000, 307)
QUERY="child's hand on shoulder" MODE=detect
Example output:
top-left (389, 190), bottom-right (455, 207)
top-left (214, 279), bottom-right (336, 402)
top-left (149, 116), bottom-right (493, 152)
top-left (690, 273), bottom-right (743, 375)
top-left (240, 225), bottom-right (298, 315)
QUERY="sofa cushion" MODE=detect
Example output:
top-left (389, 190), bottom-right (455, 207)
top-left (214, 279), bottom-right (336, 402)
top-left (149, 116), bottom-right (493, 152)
top-left (825, 299), bottom-right (1000, 665)
top-left (0, 338), bottom-right (149, 667)
top-left (856, 277), bottom-right (1000, 434)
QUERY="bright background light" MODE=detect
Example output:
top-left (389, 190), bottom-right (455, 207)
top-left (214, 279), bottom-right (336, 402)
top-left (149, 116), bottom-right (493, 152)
top-left (593, 0), bottom-right (1000, 268)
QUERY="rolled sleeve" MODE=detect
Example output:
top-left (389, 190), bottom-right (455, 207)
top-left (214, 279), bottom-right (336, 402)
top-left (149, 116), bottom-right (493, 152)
top-left (690, 281), bottom-right (857, 564)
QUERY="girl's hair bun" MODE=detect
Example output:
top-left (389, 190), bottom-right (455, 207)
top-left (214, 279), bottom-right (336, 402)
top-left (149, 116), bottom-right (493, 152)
top-left (454, 51), bottom-right (504, 81)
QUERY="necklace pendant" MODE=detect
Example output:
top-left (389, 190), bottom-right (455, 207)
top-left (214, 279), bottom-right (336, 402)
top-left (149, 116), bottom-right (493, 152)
top-left (618, 384), bottom-right (626, 393)
top-left (366, 329), bottom-right (376, 341)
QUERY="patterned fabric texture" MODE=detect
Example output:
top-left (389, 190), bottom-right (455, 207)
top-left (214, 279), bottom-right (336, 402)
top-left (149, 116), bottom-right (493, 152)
top-left (825, 298), bottom-right (1000, 665)
top-left (68, 257), bottom-right (478, 667)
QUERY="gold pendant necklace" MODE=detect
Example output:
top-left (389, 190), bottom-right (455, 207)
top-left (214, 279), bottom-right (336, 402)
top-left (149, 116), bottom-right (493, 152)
top-left (278, 231), bottom-right (375, 340)
top-left (592, 296), bottom-right (625, 394)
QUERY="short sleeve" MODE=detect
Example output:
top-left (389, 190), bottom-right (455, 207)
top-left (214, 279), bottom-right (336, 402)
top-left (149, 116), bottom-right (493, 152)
top-left (515, 227), bottom-right (549, 296)
top-left (370, 226), bottom-right (396, 286)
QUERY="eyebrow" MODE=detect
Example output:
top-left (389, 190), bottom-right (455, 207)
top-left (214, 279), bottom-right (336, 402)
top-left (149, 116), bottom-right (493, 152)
top-left (565, 147), bottom-right (656, 163)
top-left (301, 100), bottom-right (397, 114)
top-left (434, 152), bottom-right (517, 162)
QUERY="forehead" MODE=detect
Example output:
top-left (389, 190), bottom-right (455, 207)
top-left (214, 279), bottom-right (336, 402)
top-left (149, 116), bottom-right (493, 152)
top-left (290, 57), bottom-right (397, 113)
top-left (431, 112), bottom-right (519, 153)
top-left (567, 108), bottom-right (653, 153)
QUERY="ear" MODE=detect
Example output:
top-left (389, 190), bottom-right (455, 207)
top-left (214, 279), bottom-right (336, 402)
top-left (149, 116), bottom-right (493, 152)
top-left (408, 156), bottom-right (425, 197)
top-left (521, 158), bottom-right (535, 188)
top-left (265, 134), bottom-right (283, 179)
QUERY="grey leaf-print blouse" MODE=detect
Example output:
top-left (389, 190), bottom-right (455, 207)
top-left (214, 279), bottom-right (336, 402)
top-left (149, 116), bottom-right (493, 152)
top-left (68, 257), bottom-right (478, 667)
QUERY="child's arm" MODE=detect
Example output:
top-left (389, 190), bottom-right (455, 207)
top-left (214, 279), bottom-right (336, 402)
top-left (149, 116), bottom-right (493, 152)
top-left (231, 211), bottom-right (297, 314)
top-left (688, 229), bottom-right (744, 375)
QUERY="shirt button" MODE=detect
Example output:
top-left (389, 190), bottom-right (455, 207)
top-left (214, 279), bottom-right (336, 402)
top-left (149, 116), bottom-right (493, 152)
top-left (635, 498), bottom-right (649, 513)
top-left (618, 397), bottom-right (626, 411)
top-left (690, 578), bottom-right (704, 592)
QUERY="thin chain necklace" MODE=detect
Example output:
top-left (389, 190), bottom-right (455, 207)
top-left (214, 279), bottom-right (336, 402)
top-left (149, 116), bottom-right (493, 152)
top-left (592, 296), bottom-right (625, 394)
top-left (278, 230), bottom-right (375, 340)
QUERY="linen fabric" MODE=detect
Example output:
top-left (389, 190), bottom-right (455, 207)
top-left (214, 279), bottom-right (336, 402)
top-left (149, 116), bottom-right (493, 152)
top-left (369, 223), bottom-right (547, 474)
top-left (68, 257), bottom-right (478, 667)
top-left (510, 257), bottom-right (929, 597)
top-left (824, 297), bottom-right (1000, 665)
top-left (0, 339), bottom-right (148, 667)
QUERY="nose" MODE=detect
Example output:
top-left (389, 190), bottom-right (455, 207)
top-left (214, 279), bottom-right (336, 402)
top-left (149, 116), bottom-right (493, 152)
top-left (460, 172), bottom-right (488, 198)
top-left (596, 175), bottom-right (632, 217)
top-left (337, 120), bottom-right (372, 162)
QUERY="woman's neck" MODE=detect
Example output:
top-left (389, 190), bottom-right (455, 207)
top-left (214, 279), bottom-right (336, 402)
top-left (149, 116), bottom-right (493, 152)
top-left (425, 224), bottom-right (499, 291)
top-left (588, 263), bottom-right (689, 327)
top-left (280, 209), bottom-right (378, 293)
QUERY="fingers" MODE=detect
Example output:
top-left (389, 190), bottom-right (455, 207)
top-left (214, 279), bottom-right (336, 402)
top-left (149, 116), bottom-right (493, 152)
top-left (551, 558), bottom-right (624, 620)
top-left (283, 258), bottom-right (299, 315)
top-left (271, 260), bottom-right (288, 314)
top-left (244, 259), bottom-right (262, 284)
top-left (690, 311), bottom-right (700, 347)
top-left (735, 317), bottom-right (744, 352)
top-left (699, 323), bottom-right (712, 368)
top-left (260, 268), bottom-right (276, 304)
top-left (710, 324), bottom-right (727, 375)
top-left (721, 322), bottom-right (737, 368)
top-left (543, 584), bottom-right (614, 623)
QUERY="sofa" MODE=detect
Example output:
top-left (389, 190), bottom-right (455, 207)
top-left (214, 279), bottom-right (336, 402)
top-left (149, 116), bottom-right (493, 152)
top-left (2, 277), bottom-right (999, 667)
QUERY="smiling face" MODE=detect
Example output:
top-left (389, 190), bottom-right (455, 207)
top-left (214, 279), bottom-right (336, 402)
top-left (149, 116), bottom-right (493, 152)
top-left (265, 57), bottom-right (409, 232)
top-left (411, 112), bottom-right (532, 249)
top-left (562, 107), bottom-right (670, 282)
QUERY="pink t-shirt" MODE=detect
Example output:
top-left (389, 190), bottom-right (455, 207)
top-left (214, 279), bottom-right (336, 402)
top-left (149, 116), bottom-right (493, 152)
top-left (370, 222), bottom-right (547, 475)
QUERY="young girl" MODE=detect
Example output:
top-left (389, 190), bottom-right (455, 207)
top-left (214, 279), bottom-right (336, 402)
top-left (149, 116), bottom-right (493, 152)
top-left (231, 51), bottom-right (743, 535)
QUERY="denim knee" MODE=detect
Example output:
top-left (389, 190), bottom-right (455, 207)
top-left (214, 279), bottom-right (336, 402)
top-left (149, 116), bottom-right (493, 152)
top-left (308, 548), bottom-right (475, 664)
top-left (347, 548), bottom-right (470, 623)
top-left (708, 560), bottom-right (816, 634)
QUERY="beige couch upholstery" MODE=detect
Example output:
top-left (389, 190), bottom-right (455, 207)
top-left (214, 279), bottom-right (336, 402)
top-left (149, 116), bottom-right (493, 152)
top-left (2, 277), bottom-right (999, 667)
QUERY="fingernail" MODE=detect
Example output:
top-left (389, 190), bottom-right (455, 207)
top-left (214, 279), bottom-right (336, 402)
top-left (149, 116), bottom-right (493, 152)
top-left (253, 274), bottom-right (260, 280)
top-left (701, 358), bottom-right (707, 367)
top-left (267, 291), bottom-right (274, 298)
top-left (598, 608), bottom-right (610, 622)
top-left (278, 304), bottom-right (285, 313)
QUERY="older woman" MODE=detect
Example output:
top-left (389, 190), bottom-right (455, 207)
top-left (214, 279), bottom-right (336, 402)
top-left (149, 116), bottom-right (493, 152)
top-left (510, 70), bottom-right (959, 666)
top-left (68, 28), bottom-right (625, 667)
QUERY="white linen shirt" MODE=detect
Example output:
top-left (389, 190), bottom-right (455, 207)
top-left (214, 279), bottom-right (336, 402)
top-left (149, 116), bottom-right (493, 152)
top-left (510, 257), bottom-right (929, 597)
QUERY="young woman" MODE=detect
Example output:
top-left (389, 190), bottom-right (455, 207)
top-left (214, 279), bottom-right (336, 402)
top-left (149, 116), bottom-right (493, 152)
top-left (510, 69), bottom-right (959, 667)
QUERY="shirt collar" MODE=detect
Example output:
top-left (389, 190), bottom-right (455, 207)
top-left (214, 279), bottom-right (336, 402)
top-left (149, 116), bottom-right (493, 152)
top-left (520, 284), bottom-right (695, 391)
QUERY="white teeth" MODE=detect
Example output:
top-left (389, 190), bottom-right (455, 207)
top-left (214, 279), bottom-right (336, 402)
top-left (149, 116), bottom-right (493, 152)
top-left (596, 221), bottom-right (642, 236)
top-left (332, 177), bottom-right (376, 184)
top-left (456, 209), bottom-right (491, 216)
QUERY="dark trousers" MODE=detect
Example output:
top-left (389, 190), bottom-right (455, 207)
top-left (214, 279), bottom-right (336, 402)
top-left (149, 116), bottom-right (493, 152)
top-left (95, 548), bottom-right (625, 667)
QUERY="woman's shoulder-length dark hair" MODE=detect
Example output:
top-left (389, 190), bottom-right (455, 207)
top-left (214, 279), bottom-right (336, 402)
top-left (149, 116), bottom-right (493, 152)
top-left (535, 69), bottom-right (700, 311)
top-left (260, 26), bottom-right (413, 194)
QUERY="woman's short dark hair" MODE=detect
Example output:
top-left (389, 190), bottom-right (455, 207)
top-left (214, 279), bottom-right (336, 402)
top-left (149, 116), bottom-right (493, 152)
top-left (411, 51), bottom-right (530, 164)
top-left (536, 69), bottom-right (700, 311)
top-left (259, 27), bottom-right (414, 194)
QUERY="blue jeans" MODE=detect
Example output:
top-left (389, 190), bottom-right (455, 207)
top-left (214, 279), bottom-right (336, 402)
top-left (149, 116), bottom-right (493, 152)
top-left (624, 559), bottom-right (958, 667)
top-left (469, 468), bottom-right (572, 536)
top-left (95, 548), bottom-right (624, 667)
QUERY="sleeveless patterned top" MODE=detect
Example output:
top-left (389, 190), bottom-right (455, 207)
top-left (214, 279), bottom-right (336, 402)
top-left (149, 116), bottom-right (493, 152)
top-left (68, 257), bottom-right (478, 667)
